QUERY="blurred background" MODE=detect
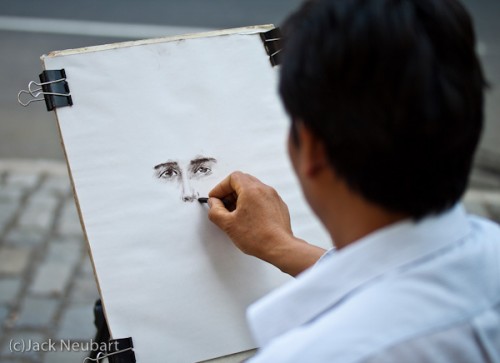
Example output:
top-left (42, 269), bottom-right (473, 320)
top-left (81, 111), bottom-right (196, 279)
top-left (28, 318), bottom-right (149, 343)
top-left (0, 1), bottom-right (499, 362)
top-left (0, 0), bottom-right (499, 167)
top-left (1, 0), bottom-right (305, 160)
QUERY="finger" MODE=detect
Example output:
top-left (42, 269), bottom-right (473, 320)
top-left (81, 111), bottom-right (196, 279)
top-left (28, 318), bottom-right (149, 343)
top-left (207, 197), bottom-right (232, 228)
top-left (209, 173), bottom-right (235, 198)
top-left (243, 172), bottom-right (262, 183)
top-left (209, 171), bottom-right (248, 198)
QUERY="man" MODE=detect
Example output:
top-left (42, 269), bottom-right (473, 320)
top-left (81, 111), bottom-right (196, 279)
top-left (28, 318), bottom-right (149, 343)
top-left (206, 0), bottom-right (500, 362)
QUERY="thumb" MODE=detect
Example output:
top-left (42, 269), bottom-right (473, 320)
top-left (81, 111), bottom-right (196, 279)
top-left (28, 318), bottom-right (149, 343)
top-left (207, 197), bottom-right (232, 229)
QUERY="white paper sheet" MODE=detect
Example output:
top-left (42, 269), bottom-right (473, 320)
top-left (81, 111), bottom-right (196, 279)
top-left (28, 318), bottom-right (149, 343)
top-left (43, 27), bottom-right (330, 362)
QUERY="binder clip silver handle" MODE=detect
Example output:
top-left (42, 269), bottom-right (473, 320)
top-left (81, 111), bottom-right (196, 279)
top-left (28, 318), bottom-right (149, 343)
top-left (17, 78), bottom-right (70, 107)
top-left (17, 69), bottom-right (73, 111)
top-left (82, 347), bottom-right (134, 363)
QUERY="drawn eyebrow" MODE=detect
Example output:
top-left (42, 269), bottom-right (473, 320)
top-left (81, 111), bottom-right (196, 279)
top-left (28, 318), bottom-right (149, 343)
top-left (189, 157), bottom-right (216, 166)
top-left (154, 161), bottom-right (179, 170)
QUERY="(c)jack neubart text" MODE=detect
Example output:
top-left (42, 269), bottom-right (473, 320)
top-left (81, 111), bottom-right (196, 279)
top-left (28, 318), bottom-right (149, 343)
top-left (9, 339), bottom-right (119, 353)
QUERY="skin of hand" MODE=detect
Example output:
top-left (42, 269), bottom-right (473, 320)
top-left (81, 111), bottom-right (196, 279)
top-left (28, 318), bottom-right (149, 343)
top-left (208, 171), bottom-right (326, 276)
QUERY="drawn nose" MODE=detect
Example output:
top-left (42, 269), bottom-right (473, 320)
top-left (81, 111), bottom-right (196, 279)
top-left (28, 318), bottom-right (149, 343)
top-left (182, 193), bottom-right (197, 202)
top-left (181, 176), bottom-right (197, 202)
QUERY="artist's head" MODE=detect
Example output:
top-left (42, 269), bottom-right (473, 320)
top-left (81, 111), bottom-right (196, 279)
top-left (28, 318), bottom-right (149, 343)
top-left (280, 0), bottom-right (487, 219)
top-left (154, 156), bottom-right (217, 202)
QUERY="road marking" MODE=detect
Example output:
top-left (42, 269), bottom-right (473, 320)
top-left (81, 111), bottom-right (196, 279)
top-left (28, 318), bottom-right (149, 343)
top-left (0, 16), bottom-right (211, 38)
top-left (0, 15), bottom-right (491, 56)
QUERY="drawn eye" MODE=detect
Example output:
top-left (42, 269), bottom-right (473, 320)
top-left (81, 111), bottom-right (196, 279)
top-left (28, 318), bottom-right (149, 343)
top-left (160, 168), bottom-right (179, 179)
top-left (194, 166), bottom-right (211, 175)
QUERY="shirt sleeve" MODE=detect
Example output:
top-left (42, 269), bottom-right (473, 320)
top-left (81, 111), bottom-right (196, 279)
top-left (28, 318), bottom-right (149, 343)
top-left (314, 247), bottom-right (336, 266)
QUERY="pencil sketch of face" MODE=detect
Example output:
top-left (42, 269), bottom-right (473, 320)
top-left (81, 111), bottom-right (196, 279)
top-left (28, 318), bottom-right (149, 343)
top-left (153, 156), bottom-right (217, 202)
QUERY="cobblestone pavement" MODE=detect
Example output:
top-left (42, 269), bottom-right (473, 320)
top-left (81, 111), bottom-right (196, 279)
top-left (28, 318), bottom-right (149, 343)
top-left (0, 159), bottom-right (499, 363)
top-left (0, 160), bottom-right (99, 363)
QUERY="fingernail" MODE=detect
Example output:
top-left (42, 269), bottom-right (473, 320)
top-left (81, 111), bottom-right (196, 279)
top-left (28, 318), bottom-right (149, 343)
top-left (207, 198), bottom-right (213, 208)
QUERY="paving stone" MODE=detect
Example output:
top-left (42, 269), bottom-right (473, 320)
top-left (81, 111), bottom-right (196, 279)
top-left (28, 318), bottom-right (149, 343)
top-left (17, 193), bottom-right (59, 232)
top-left (70, 276), bottom-right (99, 304)
top-left (50, 236), bottom-right (85, 248)
top-left (29, 242), bottom-right (81, 296)
top-left (0, 201), bottom-right (19, 230)
top-left (17, 207), bottom-right (55, 232)
top-left (0, 358), bottom-right (19, 363)
top-left (26, 193), bottom-right (60, 207)
top-left (56, 200), bottom-right (83, 237)
top-left (0, 305), bottom-right (8, 320)
top-left (0, 278), bottom-right (22, 305)
top-left (469, 168), bottom-right (500, 189)
top-left (14, 297), bottom-right (58, 328)
top-left (4, 229), bottom-right (46, 247)
top-left (486, 203), bottom-right (500, 223)
top-left (43, 349), bottom-right (87, 363)
top-left (56, 305), bottom-right (96, 341)
top-left (0, 247), bottom-right (31, 275)
top-left (0, 305), bottom-right (8, 334)
top-left (29, 263), bottom-right (73, 298)
top-left (5, 172), bottom-right (40, 190)
top-left (80, 257), bottom-right (95, 278)
top-left (45, 241), bottom-right (82, 265)
top-left (1, 331), bottom-right (46, 359)
top-left (463, 200), bottom-right (491, 218)
top-left (0, 187), bottom-right (24, 203)
top-left (38, 175), bottom-right (70, 197)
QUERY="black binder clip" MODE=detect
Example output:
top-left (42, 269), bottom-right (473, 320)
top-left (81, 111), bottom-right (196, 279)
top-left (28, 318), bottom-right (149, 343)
top-left (17, 69), bottom-right (73, 111)
top-left (83, 337), bottom-right (136, 363)
top-left (106, 337), bottom-right (136, 363)
top-left (260, 28), bottom-right (283, 67)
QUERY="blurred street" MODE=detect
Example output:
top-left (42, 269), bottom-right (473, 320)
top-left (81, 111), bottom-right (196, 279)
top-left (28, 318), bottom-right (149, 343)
top-left (0, 0), bottom-right (302, 160)
top-left (0, 0), bottom-right (499, 166)
top-left (0, 160), bottom-right (96, 363)
top-left (0, 1), bottom-right (499, 362)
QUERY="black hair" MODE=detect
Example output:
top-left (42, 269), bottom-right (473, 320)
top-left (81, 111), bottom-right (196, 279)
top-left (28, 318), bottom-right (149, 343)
top-left (280, 0), bottom-right (487, 219)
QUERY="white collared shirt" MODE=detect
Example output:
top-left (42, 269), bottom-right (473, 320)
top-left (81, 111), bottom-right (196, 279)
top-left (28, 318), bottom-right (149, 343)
top-left (247, 204), bottom-right (500, 362)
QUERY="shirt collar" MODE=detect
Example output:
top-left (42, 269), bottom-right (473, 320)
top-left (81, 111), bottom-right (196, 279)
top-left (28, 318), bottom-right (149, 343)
top-left (247, 204), bottom-right (471, 347)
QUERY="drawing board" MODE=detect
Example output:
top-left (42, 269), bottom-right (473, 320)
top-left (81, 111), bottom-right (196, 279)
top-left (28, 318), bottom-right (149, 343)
top-left (42, 26), bottom-right (330, 362)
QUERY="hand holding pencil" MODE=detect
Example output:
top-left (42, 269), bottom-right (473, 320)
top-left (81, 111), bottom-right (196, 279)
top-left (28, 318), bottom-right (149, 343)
top-left (204, 171), bottom-right (326, 276)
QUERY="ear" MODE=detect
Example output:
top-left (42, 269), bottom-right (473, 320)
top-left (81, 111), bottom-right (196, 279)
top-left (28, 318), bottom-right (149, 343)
top-left (296, 123), bottom-right (329, 178)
